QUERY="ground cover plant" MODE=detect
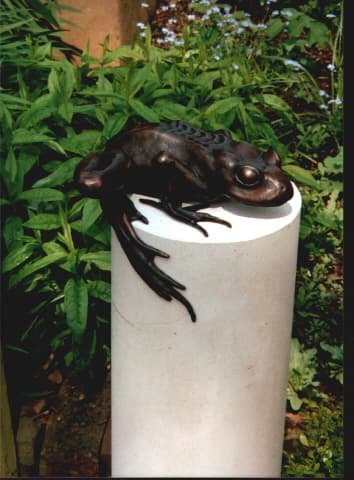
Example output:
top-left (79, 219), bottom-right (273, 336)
top-left (0, 0), bottom-right (343, 476)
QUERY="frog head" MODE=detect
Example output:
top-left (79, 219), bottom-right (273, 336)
top-left (216, 141), bottom-right (293, 206)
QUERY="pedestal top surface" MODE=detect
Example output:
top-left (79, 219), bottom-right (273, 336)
top-left (131, 183), bottom-right (301, 244)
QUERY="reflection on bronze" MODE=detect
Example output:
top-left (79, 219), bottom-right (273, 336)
top-left (75, 120), bottom-right (293, 321)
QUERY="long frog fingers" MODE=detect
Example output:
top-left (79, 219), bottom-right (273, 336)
top-left (100, 193), bottom-right (197, 322)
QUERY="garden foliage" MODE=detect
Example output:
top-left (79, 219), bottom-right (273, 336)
top-left (0, 0), bottom-right (343, 475)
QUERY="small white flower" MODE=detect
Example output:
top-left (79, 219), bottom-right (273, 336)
top-left (156, 38), bottom-right (165, 44)
top-left (327, 63), bottom-right (336, 72)
top-left (161, 5), bottom-right (169, 11)
top-left (170, 3), bottom-right (176, 8)
top-left (139, 31), bottom-right (146, 37)
top-left (319, 89), bottom-right (329, 97)
top-left (284, 59), bottom-right (302, 70)
top-left (326, 13), bottom-right (336, 18)
top-left (223, 6), bottom-right (231, 14)
top-left (136, 22), bottom-right (146, 29)
top-left (281, 9), bottom-right (293, 17)
top-left (237, 27), bottom-right (245, 34)
top-left (175, 39), bottom-right (185, 46)
top-left (328, 97), bottom-right (342, 106)
top-left (232, 63), bottom-right (239, 70)
top-left (241, 20), bottom-right (251, 27)
top-left (210, 6), bottom-right (220, 14)
top-left (320, 104), bottom-right (328, 110)
top-left (187, 14), bottom-right (196, 21)
top-left (271, 10), bottom-right (280, 16)
top-left (224, 32), bottom-right (230, 37)
top-left (141, 2), bottom-right (149, 7)
top-left (257, 23), bottom-right (267, 30)
top-left (213, 54), bottom-right (221, 61)
top-left (161, 27), bottom-right (170, 33)
top-left (168, 18), bottom-right (177, 24)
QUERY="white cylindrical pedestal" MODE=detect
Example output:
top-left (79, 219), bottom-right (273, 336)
top-left (111, 185), bottom-right (301, 478)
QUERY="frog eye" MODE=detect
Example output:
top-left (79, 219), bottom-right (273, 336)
top-left (235, 165), bottom-right (262, 187)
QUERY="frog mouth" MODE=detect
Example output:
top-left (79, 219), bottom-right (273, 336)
top-left (228, 172), bottom-right (294, 207)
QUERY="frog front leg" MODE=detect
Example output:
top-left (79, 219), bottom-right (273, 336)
top-left (140, 152), bottom-right (232, 237)
top-left (100, 191), bottom-right (197, 322)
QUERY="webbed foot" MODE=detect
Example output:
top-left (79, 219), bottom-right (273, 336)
top-left (101, 193), bottom-right (196, 322)
top-left (139, 198), bottom-right (232, 237)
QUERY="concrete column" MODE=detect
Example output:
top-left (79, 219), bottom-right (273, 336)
top-left (111, 185), bottom-right (301, 477)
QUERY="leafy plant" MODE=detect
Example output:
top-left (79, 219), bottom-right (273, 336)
top-left (287, 338), bottom-right (320, 411)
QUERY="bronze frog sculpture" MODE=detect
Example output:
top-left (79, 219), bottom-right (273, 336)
top-left (75, 120), bottom-right (293, 321)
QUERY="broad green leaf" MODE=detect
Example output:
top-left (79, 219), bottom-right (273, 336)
top-left (24, 214), bottom-right (61, 230)
top-left (58, 101), bottom-right (74, 123)
top-left (16, 94), bottom-right (54, 128)
top-left (266, 18), bottom-right (285, 39)
top-left (283, 164), bottom-right (320, 190)
top-left (152, 100), bottom-right (187, 120)
top-left (129, 98), bottom-right (159, 123)
top-left (42, 241), bottom-right (67, 256)
top-left (80, 251), bottom-right (111, 271)
top-left (82, 199), bottom-right (102, 231)
top-left (88, 280), bottom-right (111, 303)
top-left (2, 244), bottom-right (37, 273)
top-left (129, 64), bottom-right (153, 97)
top-left (205, 97), bottom-right (241, 116)
top-left (102, 113), bottom-right (128, 141)
top-left (17, 188), bottom-right (65, 202)
top-left (64, 278), bottom-right (88, 338)
top-left (33, 157), bottom-right (82, 188)
top-left (5, 147), bottom-right (17, 182)
top-left (9, 252), bottom-right (67, 288)
top-left (59, 130), bottom-right (101, 156)
top-left (3, 216), bottom-right (24, 250)
top-left (261, 94), bottom-right (291, 112)
top-left (12, 129), bottom-right (53, 145)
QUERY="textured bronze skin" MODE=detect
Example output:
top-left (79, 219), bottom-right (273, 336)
top-left (75, 120), bottom-right (293, 321)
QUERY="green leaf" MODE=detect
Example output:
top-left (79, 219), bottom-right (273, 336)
top-left (58, 101), bottom-right (74, 123)
top-left (152, 100), bottom-right (187, 120)
top-left (5, 147), bottom-right (17, 182)
top-left (261, 94), bottom-right (291, 112)
top-left (80, 251), bottom-right (111, 271)
top-left (33, 157), bottom-right (82, 188)
top-left (12, 129), bottom-right (53, 145)
top-left (129, 64), bottom-right (153, 97)
top-left (282, 164), bottom-right (320, 190)
top-left (102, 113), bottom-right (128, 141)
top-left (9, 252), bottom-right (67, 287)
top-left (17, 188), bottom-right (65, 202)
top-left (2, 244), bottom-right (37, 273)
top-left (24, 214), bottom-right (61, 230)
top-left (59, 130), bottom-right (101, 156)
top-left (129, 98), bottom-right (159, 123)
top-left (3, 216), bottom-right (24, 250)
top-left (266, 18), bottom-right (285, 39)
top-left (82, 198), bottom-right (102, 231)
top-left (87, 280), bottom-right (111, 303)
top-left (64, 278), bottom-right (88, 338)
top-left (205, 97), bottom-right (241, 116)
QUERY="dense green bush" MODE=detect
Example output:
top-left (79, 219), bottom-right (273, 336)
top-left (1, 0), bottom-right (343, 475)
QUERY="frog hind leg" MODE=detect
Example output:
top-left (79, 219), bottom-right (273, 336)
top-left (100, 192), bottom-right (197, 322)
top-left (139, 197), bottom-right (232, 237)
